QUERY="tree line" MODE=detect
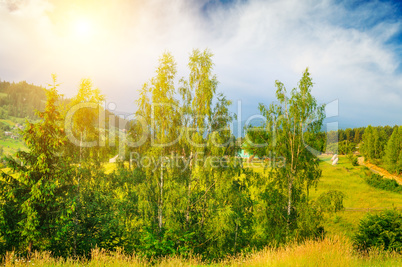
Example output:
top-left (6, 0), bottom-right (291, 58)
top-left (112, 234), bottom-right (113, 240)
top-left (361, 125), bottom-right (402, 174)
top-left (0, 80), bottom-right (46, 119)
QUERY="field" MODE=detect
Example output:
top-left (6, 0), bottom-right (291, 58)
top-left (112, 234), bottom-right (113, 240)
top-left (311, 155), bottom-right (402, 237)
top-left (0, 138), bottom-right (27, 155)
top-left (0, 117), bottom-right (27, 127)
top-left (0, 117), bottom-right (29, 155)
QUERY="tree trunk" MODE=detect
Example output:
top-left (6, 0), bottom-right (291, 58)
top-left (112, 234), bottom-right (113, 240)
top-left (234, 219), bottom-right (238, 253)
top-left (158, 162), bottom-right (164, 230)
top-left (287, 175), bottom-right (293, 235)
top-left (186, 153), bottom-right (193, 225)
top-left (186, 174), bottom-right (191, 224)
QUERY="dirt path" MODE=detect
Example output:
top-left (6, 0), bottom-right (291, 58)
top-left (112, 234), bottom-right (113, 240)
top-left (358, 157), bottom-right (402, 185)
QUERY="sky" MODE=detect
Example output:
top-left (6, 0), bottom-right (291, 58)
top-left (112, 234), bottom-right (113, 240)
top-left (0, 0), bottom-right (401, 128)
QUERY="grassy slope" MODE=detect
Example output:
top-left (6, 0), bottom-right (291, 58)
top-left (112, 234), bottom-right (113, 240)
top-left (0, 117), bottom-right (28, 155)
top-left (0, 138), bottom-right (27, 155)
top-left (310, 155), bottom-right (402, 237)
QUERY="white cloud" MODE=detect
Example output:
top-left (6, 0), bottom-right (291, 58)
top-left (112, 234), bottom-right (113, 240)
top-left (0, 0), bottom-right (401, 126)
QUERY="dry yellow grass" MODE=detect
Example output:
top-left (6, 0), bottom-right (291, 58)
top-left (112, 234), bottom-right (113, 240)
top-left (224, 235), bottom-right (401, 267)
top-left (2, 236), bottom-right (401, 266)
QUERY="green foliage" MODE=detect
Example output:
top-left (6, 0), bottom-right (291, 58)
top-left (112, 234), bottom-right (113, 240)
top-left (384, 126), bottom-right (402, 174)
top-left (64, 79), bottom-right (107, 167)
top-left (0, 75), bottom-right (74, 255)
top-left (8, 56), bottom-right (400, 261)
top-left (255, 68), bottom-right (326, 238)
top-left (347, 154), bottom-right (359, 166)
top-left (317, 190), bottom-right (346, 213)
top-left (364, 173), bottom-right (402, 194)
top-left (353, 209), bottom-right (402, 252)
top-left (0, 80), bottom-right (46, 118)
top-left (294, 201), bottom-right (325, 241)
top-left (243, 125), bottom-right (270, 158)
top-left (361, 125), bottom-right (391, 161)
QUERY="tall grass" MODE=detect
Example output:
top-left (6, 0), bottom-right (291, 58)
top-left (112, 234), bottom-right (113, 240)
top-left (2, 236), bottom-right (401, 266)
top-left (225, 235), bottom-right (401, 267)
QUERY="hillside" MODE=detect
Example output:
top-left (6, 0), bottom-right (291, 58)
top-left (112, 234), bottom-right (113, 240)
top-left (0, 80), bottom-right (46, 119)
top-left (311, 155), bottom-right (402, 237)
top-left (0, 79), bottom-right (130, 157)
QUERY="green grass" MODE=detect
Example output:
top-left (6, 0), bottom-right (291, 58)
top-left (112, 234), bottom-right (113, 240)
top-left (0, 117), bottom-right (31, 156)
top-left (247, 156), bottom-right (402, 237)
top-left (0, 119), bottom-right (16, 128)
top-left (310, 155), bottom-right (402, 237)
top-left (0, 138), bottom-right (27, 155)
top-left (0, 116), bottom-right (34, 127)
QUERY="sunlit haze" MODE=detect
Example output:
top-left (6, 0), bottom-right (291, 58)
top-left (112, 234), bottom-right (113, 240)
top-left (72, 17), bottom-right (92, 40)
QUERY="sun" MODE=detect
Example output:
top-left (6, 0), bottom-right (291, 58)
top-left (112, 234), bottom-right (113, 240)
top-left (72, 17), bottom-right (93, 41)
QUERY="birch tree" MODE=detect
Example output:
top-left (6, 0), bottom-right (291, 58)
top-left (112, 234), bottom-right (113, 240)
top-left (258, 68), bottom-right (325, 235)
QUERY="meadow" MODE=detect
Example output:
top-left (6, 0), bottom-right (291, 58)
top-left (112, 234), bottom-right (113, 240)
top-left (311, 156), bottom-right (402, 237)
top-left (0, 117), bottom-right (29, 155)
top-left (0, 138), bottom-right (27, 155)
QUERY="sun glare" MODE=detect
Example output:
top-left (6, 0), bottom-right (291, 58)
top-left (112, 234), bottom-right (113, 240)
top-left (72, 18), bottom-right (93, 40)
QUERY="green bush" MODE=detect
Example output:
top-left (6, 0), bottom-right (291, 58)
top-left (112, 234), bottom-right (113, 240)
top-left (347, 154), bottom-right (358, 166)
top-left (317, 190), bottom-right (346, 213)
top-left (353, 209), bottom-right (402, 252)
top-left (365, 173), bottom-right (402, 194)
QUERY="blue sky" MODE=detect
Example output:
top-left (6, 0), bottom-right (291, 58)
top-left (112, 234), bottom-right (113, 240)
top-left (0, 0), bottom-right (401, 128)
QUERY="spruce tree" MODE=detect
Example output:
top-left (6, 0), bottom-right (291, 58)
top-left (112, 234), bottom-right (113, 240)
top-left (0, 75), bottom-right (74, 254)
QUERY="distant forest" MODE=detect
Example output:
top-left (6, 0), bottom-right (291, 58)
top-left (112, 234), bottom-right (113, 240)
top-left (0, 79), bottom-right (127, 128)
top-left (0, 80), bottom-right (46, 119)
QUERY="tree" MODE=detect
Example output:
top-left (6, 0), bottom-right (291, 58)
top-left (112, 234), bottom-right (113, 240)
top-left (362, 125), bottom-right (375, 159)
top-left (384, 126), bottom-right (402, 174)
top-left (66, 79), bottom-right (105, 167)
top-left (354, 128), bottom-right (361, 144)
top-left (0, 75), bottom-right (74, 254)
top-left (257, 68), bottom-right (325, 236)
top-left (181, 48), bottom-right (218, 134)
top-left (128, 50), bottom-right (245, 259)
top-left (133, 52), bottom-right (181, 233)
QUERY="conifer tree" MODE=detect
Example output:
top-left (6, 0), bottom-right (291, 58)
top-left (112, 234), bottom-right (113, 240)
top-left (0, 75), bottom-right (73, 253)
top-left (385, 126), bottom-right (402, 174)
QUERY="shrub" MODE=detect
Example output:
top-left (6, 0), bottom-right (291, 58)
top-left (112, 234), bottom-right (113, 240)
top-left (347, 154), bottom-right (358, 166)
top-left (353, 209), bottom-right (402, 252)
top-left (365, 173), bottom-right (402, 194)
top-left (317, 190), bottom-right (345, 213)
